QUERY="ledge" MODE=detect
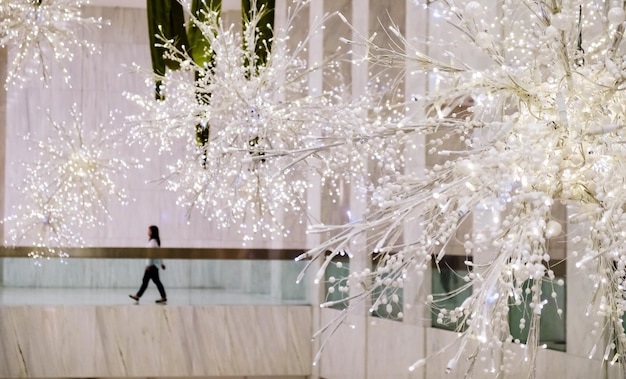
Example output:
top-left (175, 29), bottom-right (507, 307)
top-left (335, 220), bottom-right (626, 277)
top-left (0, 246), bottom-right (305, 260)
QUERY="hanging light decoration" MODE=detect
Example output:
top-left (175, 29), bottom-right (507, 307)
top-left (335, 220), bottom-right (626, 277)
top-left (0, 0), bottom-right (107, 87)
top-left (4, 105), bottom-right (140, 259)
top-left (127, 1), bottom-right (398, 241)
top-left (125, 0), bottom-right (626, 375)
top-left (295, 0), bottom-right (626, 376)
top-left (4, 202), bottom-right (81, 263)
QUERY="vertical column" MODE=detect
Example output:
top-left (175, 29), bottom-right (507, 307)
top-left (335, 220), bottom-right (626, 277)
top-left (315, 0), bottom-right (369, 377)
top-left (349, 0), bottom-right (369, 303)
top-left (343, 1), bottom-right (369, 378)
top-left (400, 2), bottom-right (429, 378)
top-left (401, 0), bottom-right (429, 327)
top-left (307, 1), bottom-right (323, 377)
top-left (269, 0), bottom-right (288, 301)
top-left (0, 48), bottom-right (6, 285)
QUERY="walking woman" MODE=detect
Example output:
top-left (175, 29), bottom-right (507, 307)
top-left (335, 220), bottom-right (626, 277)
top-left (129, 225), bottom-right (167, 304)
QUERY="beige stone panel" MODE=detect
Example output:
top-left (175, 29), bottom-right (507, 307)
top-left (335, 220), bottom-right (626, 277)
top-left (190, 306), bottom-right (233, 376)
top-left (318, 308), bottom-right (367, 379)
top-left (367, 316), bottom-right (425, 379)
top-left (158, 305), bottom-right (195, 376)
top-left (287, 305), bottom-right (313, 375)
top-left (0, 307), bottom-right (28, 377)
top-left (94, 305), bottom-right (130, 376)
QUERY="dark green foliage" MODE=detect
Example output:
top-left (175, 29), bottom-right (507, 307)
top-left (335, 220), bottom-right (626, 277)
top-left (187, 0), bottom-right (221, 69)
top-left (147, 0), bottom-right (190, 99)
top-left (146, 1), bottom-right (276, 163)
top-left (242, 0), bottom-right (275, 77)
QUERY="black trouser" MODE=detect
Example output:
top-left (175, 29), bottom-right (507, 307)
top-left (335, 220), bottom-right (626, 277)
top-left (136, 265), bottom-right (167, 299)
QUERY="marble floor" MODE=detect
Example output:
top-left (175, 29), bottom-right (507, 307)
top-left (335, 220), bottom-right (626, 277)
top-left (0, 287), bottom-right (310, 306)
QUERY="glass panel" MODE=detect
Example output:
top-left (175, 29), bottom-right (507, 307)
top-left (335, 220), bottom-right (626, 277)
top-left (370, 262), bottom-right (403, 320)
top-left (431, 264), bottom-right (472, 331)
top-left (0, 258), bottom-right (311, 306)
top-left (508, 278), bottom-right (566, 352)
top-left (323, 256), bottom-right (350, 310)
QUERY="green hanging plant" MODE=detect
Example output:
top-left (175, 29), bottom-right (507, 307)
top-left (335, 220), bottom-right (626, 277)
top-left (187, 0), bottom-right (220, 168)
top-left (146, 0), bottom-right (189, 99)
top-left (241, 0), bottom-right (275, 166)
top-left (147, 0), bottom-right (276, 166)
top-left (242, 0), bottom-right (275, 77)
top-left (187, 0), bottom-right (220, 69)
top-left (185, 0), bottom-right (275, 79)
top-left (147, 0), bottom-right (276, 98)
top-left (187, 1), bottom-right (276, 167)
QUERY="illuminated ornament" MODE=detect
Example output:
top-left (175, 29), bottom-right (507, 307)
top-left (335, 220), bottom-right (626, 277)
top-left (464, 1), bottom-right (481, 18)
top-left (545, 220), bottom-right (562, 238)
top-left (4, 104), bottom-right (140, 257)
top-left (475, 31), bottom-right (493, 49)
top-left (608, 7), bottom-right (625, 25)
top-left (298, 0), bottom-right (626, 377)
top-left (4, 203), bottom-right (80, 263)
top-left (0, 0), bottom-right (107, 87)
top-left (128, 2), bottom-right (392, 240)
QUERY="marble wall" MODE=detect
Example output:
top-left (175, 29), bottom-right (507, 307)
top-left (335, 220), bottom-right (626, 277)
top-left (3, 4), bottom-right (309, 250)
top-left (0, 303), bottom-right (613, 379)
top-left (312, 309), bottom-right (620, 379)
top-left (0, 304), bottom-right (311, 378)
top-left (0, 49), bottom-right (5, 284)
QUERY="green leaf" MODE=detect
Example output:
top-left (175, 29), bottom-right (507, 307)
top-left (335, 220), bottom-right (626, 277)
top-left (242, 0), bottom-right (275, 76)
top-left (147, 0), bottom-right (190, 99)
top-left (187, 0), bottom-right (221, 69)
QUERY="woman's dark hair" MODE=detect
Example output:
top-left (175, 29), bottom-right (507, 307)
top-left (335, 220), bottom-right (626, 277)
top-left (149, 225), bottom-right (161, 246)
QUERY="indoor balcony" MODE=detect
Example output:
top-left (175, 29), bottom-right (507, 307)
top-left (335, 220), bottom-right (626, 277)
top-left (0, 247), bottom-right (312, 378)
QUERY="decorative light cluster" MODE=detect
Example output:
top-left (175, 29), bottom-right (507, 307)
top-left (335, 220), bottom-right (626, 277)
top-left (126, 0), bottom-right (626, 375)
top-left (0, 0), bottom-right (106, 87)
top-left (295, 0), bottom-right (626, 376)
top-left (4, 105), bottom-right (139, 259)
top-left (127, 2), bottom-right (399, 240)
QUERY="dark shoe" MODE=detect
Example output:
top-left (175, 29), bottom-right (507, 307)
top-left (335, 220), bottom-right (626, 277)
top-left (129, 294), bottom-right (139, 301)
top-left (155, 298), bottom-right (167, 304)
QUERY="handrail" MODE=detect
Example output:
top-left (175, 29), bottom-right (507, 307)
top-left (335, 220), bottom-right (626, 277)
top-left (0, 246), bottom-right (305, 260)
